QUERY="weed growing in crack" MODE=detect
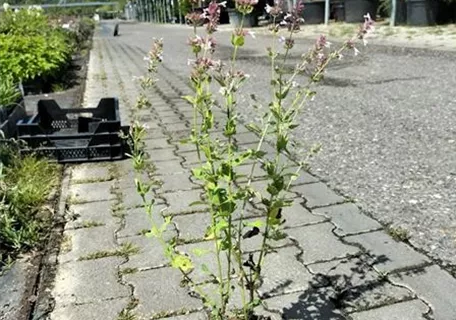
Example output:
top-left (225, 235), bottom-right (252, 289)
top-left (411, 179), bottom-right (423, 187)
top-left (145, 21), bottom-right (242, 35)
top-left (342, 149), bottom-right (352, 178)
top-left (80, 220), bottom-right (105, 228)
top-left (119, 267), bottom-right (138, 275)
top-left (117, 309), bottom-right (137, 320)
top-left (387, 225), bottom-right (410, 242)
top-left (128, 1), bottom-right (374, 318)
top-left (60, 234), bottom-right (72, 253)
top-left (78, 242), bottom-right (140, 261)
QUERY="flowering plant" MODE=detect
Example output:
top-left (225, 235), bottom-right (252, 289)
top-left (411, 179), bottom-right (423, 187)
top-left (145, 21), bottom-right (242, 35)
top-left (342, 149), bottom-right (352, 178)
top-left (130, 1), bottom-right (374, 319)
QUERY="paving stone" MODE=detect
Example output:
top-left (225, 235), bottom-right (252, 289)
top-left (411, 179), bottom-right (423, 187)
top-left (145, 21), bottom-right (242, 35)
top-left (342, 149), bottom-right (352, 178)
top-left (263, 291), bottom-right (345, 320)
top-left (345, 231), bottom-right (430, 273)
top-left (69, 181), bottom-right (115, 203)
top-left (286, 223), bottom-right (359, 263)
top-left (173, 212), bottom-right (211, 240)
top-left (163, 122), bottom-right (189, 132)
top-left (308, 257), bottom-right (413, 312)
top-left (146, 148), bottom-right (181, 162)
top-left (313, 203), bottom-right (382, 236)
top-left (163, 312), bottom-right (208, 320)
top-left (234, 131), bottom-right (259, 145)
top-left (50, 298), bottom-right (129, 320)
top-left (291, 183), bottom-right (345, 208)
top-left (155, 109), bottom-right (180, 118)
top-left (176, 241), bottom-right (228, 284)
top-left (122, 235), bottom-right (171, 270)
top-left (160, 172), bottom-right (200, 192)
top-left (66, 201), bottom-right (115, 230)
top-left (237, 142), bottom-right (275, 155)
top-left (154, 160), bottom-right (188, 175)
top-left (180, 151), bottom-right (207, 166)
top-left (242, 217), bottom-right (292, 252)
top-left (258, 247), bottom-right (313, 297)
top-left (160, 116), bottom-right (185, 124)
top-left (52, 257), bottom-right (129, 306)
top-left (143, 128), bottom-right (168, 140)
top-left (119, 205), bottom-right (168, 238)
top-left (117, 170), bottom-right (156, 189)
top-left (125, 268), bottom-right (202, 316)
top-left (391, 265), bottom-right (456, 320)
top-left (235, 163), bottom-right (267, 181)
top-left (175, 142), bottom-right (198, 153)
top-left (59, 225), bottom-right (118, 263)
top-left (238, 180), bottom-right (298, 205)
top-left (350, 299), bottom-right (428, 320)
top-left (163, 190), bottom-right (207, 214)
top-left (122, 186), bottom-right (163, 209)
top-left (144, 137), bottom-right (173, 150)
top-left (282, 201), bottom-right (326, 228)
top-left (71, 164), bottom-right (112, 183)
top-left (136, 114), bottom-right (157, 123)
top-left (284, 167), bottom-right (319, 185)
top-left (0, 256), bottom-right (39, 320)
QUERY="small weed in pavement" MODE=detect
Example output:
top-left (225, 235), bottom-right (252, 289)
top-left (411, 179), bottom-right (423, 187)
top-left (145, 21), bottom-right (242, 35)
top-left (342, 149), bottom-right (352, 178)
top-left (78, 242), bottom-right (140, 261)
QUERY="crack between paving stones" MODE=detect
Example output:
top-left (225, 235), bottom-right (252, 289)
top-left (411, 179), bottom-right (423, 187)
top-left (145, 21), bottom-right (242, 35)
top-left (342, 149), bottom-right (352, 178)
top-left (110, 167), bottom-right (140, 317)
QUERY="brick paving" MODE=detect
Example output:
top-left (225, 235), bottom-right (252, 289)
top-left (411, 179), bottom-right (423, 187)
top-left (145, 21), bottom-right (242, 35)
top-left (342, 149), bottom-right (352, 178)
top-left (44, 24), bottom-right (456, 320)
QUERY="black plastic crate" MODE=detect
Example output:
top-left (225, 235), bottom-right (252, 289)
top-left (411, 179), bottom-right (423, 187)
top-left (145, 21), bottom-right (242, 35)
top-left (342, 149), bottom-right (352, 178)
top-left (16, 98), bottom-right (129, 163)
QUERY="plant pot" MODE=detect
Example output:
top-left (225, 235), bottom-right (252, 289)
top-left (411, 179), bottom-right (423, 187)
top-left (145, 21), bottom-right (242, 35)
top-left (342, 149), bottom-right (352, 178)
top-left (344, 0), bottom-right (378, 22)
top-left (227, 9), bottom-right (258, 27)
top-left (303, 1), bottom-right (325, 24)
top-left (435, 0), bottom-right (452, 24)
top-left (0, 100), bottom-right (27, 139)
top-left (331, 1), bottom-right (345, 21)
top-left (406, 0), bottom-right (437, 26)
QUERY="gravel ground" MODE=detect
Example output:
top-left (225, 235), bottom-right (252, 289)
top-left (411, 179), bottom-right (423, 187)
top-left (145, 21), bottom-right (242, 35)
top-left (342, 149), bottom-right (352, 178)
top-left (115, 21), bottom-right (456, 269)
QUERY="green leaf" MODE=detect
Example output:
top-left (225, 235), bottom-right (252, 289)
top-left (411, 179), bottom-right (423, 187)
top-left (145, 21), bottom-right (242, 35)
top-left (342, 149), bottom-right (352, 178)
top-left (201, 263), bottom-right (212, 275)
top-left (245, 220), bottom-right (264, 228)
top-left (191, 248), bottom-right (211, 257)
top-left (246, 123), bottom-right (262, 134)
top-left (277, 134), bottom-right (288, 153)
top-left (171, 254), bottom-right (193, 272)
top-left (189, 200), bottom-right (206, 207)
top-left (231, 34), bottom-right (245, 47)
top-left (182, 95), bottom-right (195, 105)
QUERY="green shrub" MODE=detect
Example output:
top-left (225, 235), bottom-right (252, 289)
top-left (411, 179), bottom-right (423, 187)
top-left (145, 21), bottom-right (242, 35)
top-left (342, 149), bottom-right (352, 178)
top-left (0, 6), bottom-right (49, 36)
top-left (0, 7), bottom-right (74, 83)
top-left (0, 31), bottom-right (72, 82)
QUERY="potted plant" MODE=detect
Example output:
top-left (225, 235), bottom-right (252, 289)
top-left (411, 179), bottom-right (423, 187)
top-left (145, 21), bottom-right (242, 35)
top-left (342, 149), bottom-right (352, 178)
top-left (0, 77), bottom-right (26, 139)
top-left (344, 0), bottom-right (378, 22)
top-left (406, 0), bottom-right (437, 25)
top-left (302, 0), bottom-right (326, 24)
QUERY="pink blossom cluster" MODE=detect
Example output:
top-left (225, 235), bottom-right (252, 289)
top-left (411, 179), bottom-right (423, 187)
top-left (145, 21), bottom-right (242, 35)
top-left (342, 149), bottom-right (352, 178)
top-left (202, 1), bottom-right (222, 33)
top-left (188, 35), bottom-right (217, 54)
top-left (281, 0), bottom-right (305, 32)
top-left (357, 13), bottom-right (375, 45)
top-left (147, 38), bottom-right (164, 64)
top-left (265, 0), bottom-right (282, 17)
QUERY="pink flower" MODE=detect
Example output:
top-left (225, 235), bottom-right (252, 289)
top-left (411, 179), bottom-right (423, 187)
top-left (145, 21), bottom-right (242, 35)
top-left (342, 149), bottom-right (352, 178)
top-left (353, 47), bottom-right (360, 56)
top-left (203, 0), bottom-right (221, 33)
top-left (265, 0), bottom-right (282, 16)
top-left (316, 35), bottom-right (331, 50)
